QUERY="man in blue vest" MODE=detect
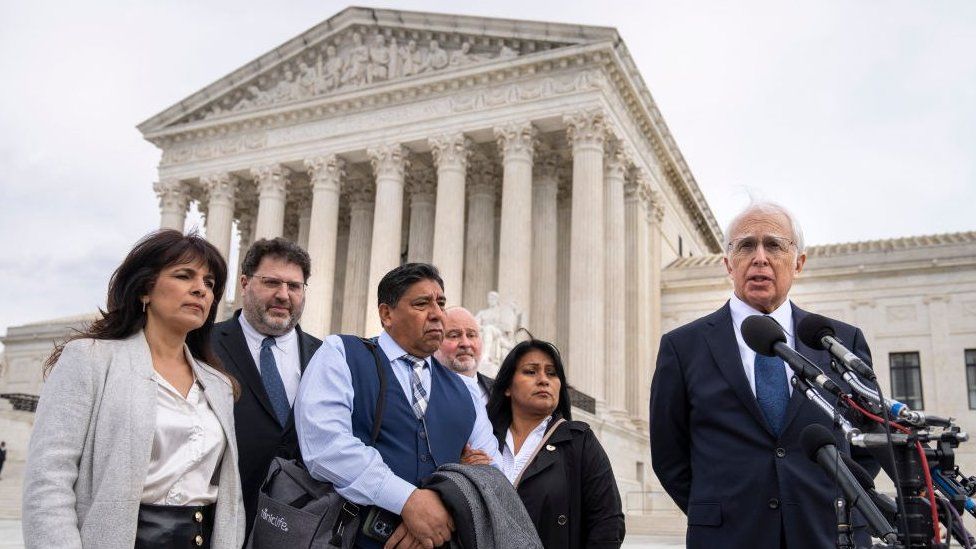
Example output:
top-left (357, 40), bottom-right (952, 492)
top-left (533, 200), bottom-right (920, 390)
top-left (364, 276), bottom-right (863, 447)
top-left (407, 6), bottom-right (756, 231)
top-left (296, 263), bottom-right (501, 548)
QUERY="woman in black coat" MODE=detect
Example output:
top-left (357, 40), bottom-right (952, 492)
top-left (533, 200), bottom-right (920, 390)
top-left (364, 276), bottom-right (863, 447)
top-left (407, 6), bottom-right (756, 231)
top-left (471, 339), bottom-right (625, 549)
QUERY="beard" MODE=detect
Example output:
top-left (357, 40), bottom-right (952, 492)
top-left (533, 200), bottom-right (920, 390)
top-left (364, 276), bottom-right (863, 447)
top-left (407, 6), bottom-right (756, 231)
top-left (448, 354), bottom-right (479, 375)
top-left (243, 292), bottom-right (303, 336)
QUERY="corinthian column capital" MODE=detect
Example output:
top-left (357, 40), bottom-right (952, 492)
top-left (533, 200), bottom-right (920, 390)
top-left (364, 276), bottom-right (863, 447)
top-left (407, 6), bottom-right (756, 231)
top-left (153, 179), bottom-right (189, 210)
top-left (201, 172), bottom-right (238, 202)
top-left (367, 144), bottom-right (409, 180)
top-left (429, 133), bottom-right (472, 170)
top-left (604, 140), bottom-right (632, 180)
top-left (494, 122), bottom-right (537, 161)
top-left (251, 164), bottom-right (292, 195)
top-left (304, 155), bottom-right (346, 192)
top-left (564, 108), bottom-right (608, 150)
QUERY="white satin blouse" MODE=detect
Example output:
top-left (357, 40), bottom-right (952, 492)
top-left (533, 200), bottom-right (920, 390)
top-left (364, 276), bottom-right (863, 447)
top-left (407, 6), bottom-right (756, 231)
top-left (141, 372), bottom-right (226, 506)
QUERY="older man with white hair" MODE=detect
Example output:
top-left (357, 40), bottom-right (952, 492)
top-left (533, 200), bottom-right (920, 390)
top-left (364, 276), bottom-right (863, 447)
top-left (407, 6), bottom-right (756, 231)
top-left (649, 201), bottom-right (879, 549)
top-left (435, 306), bottom-right (493, 406)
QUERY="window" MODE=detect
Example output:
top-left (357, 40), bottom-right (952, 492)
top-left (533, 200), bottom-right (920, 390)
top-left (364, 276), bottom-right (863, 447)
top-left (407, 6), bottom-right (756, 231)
top-left (889, 352), bottom-right (923, 410)
top-left (966, 350), bottom-right (976, 410)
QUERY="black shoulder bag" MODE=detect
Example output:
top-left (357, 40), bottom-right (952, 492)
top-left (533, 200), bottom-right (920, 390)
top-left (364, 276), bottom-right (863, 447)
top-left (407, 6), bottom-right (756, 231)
top-left (247, 337), bottom-right (388, 549)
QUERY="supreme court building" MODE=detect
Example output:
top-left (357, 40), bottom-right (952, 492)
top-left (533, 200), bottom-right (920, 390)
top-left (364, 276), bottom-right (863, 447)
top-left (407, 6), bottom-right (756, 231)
top-left (2, 7), bottom-right (975, 533)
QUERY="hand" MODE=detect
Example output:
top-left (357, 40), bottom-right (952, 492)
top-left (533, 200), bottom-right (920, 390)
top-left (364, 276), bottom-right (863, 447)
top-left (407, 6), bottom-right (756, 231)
top-left (400, 489), bottom-right (454, 548)
top-left (460, 443), bottom-right (492, 465)
top-left (384, 523), bottom-right (424, 549)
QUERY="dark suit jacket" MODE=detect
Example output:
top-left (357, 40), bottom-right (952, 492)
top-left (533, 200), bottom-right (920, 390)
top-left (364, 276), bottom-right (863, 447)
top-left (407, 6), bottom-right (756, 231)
top-left (212, 310), bottom-right (322, 539)
top-left (477, 372), bottom-right (494, 402)
top-left (649, 302), bottom-right (877, 549)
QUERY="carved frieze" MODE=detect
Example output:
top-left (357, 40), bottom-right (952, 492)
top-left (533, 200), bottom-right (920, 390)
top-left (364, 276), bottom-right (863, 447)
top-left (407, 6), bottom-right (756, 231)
top-left (191, 27), bottom-right (540, 122)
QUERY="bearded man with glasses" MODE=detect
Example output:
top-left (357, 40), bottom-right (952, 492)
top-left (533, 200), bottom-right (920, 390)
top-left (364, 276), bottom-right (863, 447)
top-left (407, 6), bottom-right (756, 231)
top-left (211, 237), bottom-right (322, 541)
top-left (650, 202), bottom-right (879, 549)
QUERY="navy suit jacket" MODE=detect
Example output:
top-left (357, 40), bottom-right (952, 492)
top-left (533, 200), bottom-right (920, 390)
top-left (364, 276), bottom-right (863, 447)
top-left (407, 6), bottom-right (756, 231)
top-left (212, 310), bottom-right (322, 539)
top-left (650, 302), bottom-right (878, 549)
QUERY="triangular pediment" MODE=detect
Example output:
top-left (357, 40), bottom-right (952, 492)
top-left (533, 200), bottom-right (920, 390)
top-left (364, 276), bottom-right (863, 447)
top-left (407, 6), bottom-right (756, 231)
top-left (138, 7), bottom-right (617, 134)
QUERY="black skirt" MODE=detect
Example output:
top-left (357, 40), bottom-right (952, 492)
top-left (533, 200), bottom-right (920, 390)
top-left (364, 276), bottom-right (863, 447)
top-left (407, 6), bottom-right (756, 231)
top-left (134, 502), bottom-right (215, 549)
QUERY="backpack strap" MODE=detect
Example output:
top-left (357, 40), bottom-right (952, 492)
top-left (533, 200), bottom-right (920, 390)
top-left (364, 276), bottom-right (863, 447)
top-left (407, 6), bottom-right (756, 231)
top-left (357, 337), bottom-right (386, 445)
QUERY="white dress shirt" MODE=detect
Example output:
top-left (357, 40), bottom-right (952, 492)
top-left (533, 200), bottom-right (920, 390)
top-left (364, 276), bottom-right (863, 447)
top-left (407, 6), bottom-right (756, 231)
top-left (728, 293), bottom-right (796, 396)
top-left (295, 331), bottom-right (502, 515)
top-left (239, 314), bottom-right (302, 405)
top-left (500, 416), bottom-right (553, 484)
top-left (457, 372), bottom-right (489, 407)
top-left (142, 372), bottom-right (226, 506)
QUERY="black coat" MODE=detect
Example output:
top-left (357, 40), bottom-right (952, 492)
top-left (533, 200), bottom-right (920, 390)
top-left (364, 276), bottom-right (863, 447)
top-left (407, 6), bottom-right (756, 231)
top-left (650, 302), bottom-right (878, 549)
top-left (494, 416), bottom-right (625, 549)
top-left (211, 310), bottom-right (322, 538)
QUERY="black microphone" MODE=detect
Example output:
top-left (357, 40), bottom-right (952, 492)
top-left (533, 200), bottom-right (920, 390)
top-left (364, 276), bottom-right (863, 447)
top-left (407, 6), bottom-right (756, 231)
top-left (741, 315), bottom-right (843, 398)
top-left (796, 313), bottom-right (876, 381)
top-left (801, 424), bottom-right (897, 543)
top-left (841, 453), bottom-right (897, 516)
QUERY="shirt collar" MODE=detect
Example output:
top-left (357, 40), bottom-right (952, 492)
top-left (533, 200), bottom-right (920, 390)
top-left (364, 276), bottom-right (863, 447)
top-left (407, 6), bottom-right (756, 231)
top-left (238, 312), bottom-right (297, 354)
top-left (729, 293), bottom-right (794, 338)
top-left (378, 331), bottom-right (430, 367)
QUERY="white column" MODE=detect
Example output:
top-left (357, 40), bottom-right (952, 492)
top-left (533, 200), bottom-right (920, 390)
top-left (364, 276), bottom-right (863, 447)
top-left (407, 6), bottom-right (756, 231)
top-left (342, 182), bottom-right (375, 335)
top-left (565, 109), bottom-right (607, 404)
top-left (232, 205), bottom-right (256, 312)
top-left (154, 179), bottom-right (189, 231)
top-left (301, 155), bottom-right (345, 338)
top-left (406, 166), bottom-right (436, 264)
top-left (641, 186), bottom-right (665, 426)
top-left (462, 155), bottom-right (497, 311)
top-left (494, 122), bottom-right (536, 319)
top-left (331, 209), bottom-right (350, 334)
top-left (430, 133), bottom-right (471, 305)
top-left (623, 175), bottom-right (643, 419)
top-left (298, 200), bottom-right (313, 249)
top-left (556, 174), bottom-right (572, 353)
top-left (604, 142), bottom-right (628, 417)
top-left (364, 144), bottom-right (409, 336)
top-left (202, 173), bottom-right (237, 261)
top-left (530, 149), bottom-right (559, 342)
top-left (251, 164), bottom-right (291, 240)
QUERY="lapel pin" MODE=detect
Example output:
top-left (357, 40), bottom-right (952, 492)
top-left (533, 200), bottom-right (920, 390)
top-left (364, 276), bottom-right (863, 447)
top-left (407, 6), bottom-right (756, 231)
top-left (546, 444), bottom-right (556, 451)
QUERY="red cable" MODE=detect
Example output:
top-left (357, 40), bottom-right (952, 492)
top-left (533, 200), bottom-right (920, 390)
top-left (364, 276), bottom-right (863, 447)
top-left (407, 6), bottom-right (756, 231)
top-left (843, 396), bottom-right (941, 542)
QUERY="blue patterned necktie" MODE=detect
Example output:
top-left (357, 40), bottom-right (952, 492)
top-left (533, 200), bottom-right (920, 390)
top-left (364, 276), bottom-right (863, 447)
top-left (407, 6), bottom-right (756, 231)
top-left (755, 352), bottom-right (790, 436)
top-left (260, 336), bottom-right (290, 426)
top-left (404, 354), bottom-right (428, 420)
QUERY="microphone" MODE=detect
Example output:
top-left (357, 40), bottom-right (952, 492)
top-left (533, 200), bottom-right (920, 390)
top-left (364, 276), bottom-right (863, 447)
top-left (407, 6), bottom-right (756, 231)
top-left (801, 424), bottom-right (897, 544)
top-left (796, 313), bottom-right (876, 381)
top-left (741, 315), bottom-right (843, 398)
top-left (841, 453), bottom-right (898, 516)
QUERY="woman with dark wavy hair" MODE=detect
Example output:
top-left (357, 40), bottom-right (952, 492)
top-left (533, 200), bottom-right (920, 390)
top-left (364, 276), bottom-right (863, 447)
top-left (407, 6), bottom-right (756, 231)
top-left (23, 229), bottom-right (245, 549)
top-left (479, 339), bottom-right (625, 549)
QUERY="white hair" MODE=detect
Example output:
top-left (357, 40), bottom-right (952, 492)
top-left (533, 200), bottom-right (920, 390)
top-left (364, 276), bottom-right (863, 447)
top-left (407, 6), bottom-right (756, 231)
top-left (722, 201), bottom-right (805, 255)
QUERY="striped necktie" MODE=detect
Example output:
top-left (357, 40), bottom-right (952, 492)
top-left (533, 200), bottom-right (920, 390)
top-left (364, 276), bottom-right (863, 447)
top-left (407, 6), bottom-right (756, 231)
top-left (404, 354), bottom-right (428, 420)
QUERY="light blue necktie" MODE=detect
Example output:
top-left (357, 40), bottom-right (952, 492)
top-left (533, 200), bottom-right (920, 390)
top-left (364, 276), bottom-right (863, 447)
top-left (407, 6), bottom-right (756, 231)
top-left (755, 352), bottom-right (789, 436)
top-left (260, 336), bottom-right (290, 427)
top-left (404, 354), bottom-right (428, 420)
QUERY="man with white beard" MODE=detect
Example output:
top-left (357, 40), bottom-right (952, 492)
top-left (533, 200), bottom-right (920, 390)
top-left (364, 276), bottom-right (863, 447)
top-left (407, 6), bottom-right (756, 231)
top-left (435, 306), bottom-right (492, 406)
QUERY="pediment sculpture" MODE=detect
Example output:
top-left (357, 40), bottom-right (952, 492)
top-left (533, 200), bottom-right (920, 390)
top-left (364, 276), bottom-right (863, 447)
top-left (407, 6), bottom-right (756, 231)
top-left (199, 28), bottom-right (526, 121)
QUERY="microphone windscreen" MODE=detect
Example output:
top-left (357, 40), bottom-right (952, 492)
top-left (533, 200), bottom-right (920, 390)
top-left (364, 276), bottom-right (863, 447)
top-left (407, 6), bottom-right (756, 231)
top-left (796, 313), bottom-right (835, 351)
top-left (741, 315), bottom-right (786, 357)
top-left (841, 453), bottom-right (875, 490)
top-left (800, 423), bottom-right (836, 461)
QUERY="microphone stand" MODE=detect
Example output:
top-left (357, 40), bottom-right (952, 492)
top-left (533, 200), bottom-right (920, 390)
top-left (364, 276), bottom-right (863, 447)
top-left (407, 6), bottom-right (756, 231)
top-left (835, 496), bottom-right (855, 549)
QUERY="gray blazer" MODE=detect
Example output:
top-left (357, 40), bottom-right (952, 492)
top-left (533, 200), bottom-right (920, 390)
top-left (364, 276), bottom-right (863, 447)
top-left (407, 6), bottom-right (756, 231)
top-left (22, 331), bottom-right (245, 549)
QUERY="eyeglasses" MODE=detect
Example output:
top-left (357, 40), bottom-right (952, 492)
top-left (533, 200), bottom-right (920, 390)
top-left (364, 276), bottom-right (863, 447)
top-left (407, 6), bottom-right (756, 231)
top-left (251, 274), bottom-right (307, 294)
top-left (727, 235), bottom-right (796, 258)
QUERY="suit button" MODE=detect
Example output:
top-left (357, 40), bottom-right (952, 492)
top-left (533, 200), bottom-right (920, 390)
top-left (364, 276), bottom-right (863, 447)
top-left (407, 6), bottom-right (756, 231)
top-left (195, 535), bottom-right (204, 546)
top-left (194, 511), bottom-right (203, 523)
top-left (775, 447), bottom-right (786, 458)
top-left (419, 430), bottom-right (427, 439)
top-left (420, 454), bottom-right (429, 462)
top-left (557, 514), bottom-right (568, 526)
top-left (768, 498), bottom-right (780, 509)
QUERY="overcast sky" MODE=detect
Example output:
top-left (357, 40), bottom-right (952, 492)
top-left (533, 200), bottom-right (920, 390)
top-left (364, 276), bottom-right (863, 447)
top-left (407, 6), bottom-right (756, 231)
top-left (0, 1), bottom-right (973, 344)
